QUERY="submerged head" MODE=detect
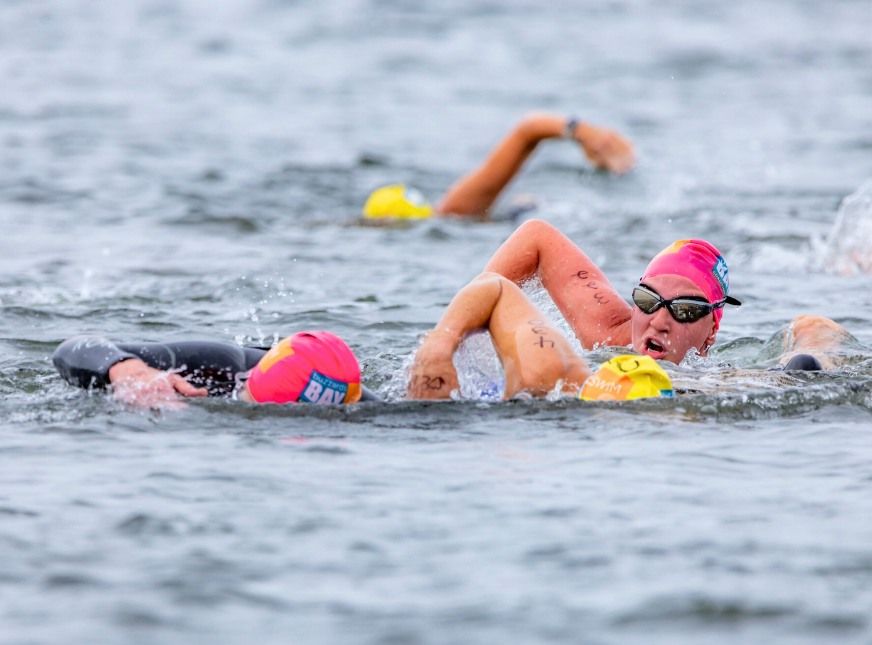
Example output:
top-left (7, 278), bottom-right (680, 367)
top-left (244, 331), bottom-right (362, 404)
top-left (631, 239), bottom-right (741, 363)
top-left (362, 184), bottom-right (433, 220)
top-left (579, 354), bottom-right (674, 401)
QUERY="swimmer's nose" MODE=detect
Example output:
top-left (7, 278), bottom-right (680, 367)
top-left (649, 305), bottom-right (673, 329)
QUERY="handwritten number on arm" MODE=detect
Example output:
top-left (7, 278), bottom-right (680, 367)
top-left (527, 320), bottom-right (556, 348)
top-left (414, 375), bottom-right (446, 390)
top-left (573, 270), bottom-right (610, 305)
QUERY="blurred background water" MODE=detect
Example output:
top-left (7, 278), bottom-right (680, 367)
top-left (2, 1), bottom-right (872, 643)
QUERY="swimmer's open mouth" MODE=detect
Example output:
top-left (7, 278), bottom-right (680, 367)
top-left (646, 339), bottom-right (665, 353)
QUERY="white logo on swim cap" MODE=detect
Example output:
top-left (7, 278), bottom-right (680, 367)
top-left (713, 256), bottom-right (729, 295)
top-left (300, 371), bottom-right (348, 404)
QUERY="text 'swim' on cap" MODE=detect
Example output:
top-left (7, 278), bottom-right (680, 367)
top-left (579, 354), bottom-right (674, 401)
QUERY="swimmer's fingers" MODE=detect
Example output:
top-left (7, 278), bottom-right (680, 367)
top-left (108, 359), bottom-right (199, 409)
top-left (170, 374), bottom-right (208, 398)
top-left (576, 125), bottom-right (635, 174)
top-left (110, 360), bottom-right (206, 400)
top-left (112, 377), bottom-right (183, 410)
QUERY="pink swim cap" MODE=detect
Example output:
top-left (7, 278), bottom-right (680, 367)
top-left (641, 239), bottom-right (741, 326)
top-left (246, 331), bottom-right (362, 404)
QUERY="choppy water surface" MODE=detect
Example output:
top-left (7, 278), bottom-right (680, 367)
top-left (2, 1), bottom-right (872, 643)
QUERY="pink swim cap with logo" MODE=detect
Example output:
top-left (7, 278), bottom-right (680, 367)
top-left (246, 331), bottom-right (361, 404)
top-left (641, 239), bottom-right (741, 328)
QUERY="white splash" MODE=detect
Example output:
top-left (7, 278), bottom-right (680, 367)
top-left (817, 179), bottom-right (872, 275)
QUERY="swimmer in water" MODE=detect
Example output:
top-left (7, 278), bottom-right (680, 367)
top-left (410, 237), bottom-right (739, 399)
top-left (362, 113), bottom-right (634, 220)
top-left (53, 331), bottom-right (375, 409)
top-left (407, 248), bottom-right (853, 400)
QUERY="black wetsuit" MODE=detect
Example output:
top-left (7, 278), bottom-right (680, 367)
top-left (52, 336), bottom-right (269, 396)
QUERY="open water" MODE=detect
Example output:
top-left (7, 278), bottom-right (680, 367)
top-left (2, 1), bottom-right (872, 644)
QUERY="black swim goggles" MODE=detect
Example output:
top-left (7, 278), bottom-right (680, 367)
top-left (632, 283), bottom-right (741, 324)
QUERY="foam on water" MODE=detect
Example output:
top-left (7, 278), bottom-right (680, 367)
top-left (817, 179), bottom-right (872, 275)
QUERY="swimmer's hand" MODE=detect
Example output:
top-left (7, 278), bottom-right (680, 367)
top-left (407, 336), bottom-right (460, 400)
top-left (108, 358), bottom-right (208, 409)
top-left (575, 123), bottom-right (635, 174)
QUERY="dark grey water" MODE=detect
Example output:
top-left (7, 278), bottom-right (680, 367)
top-left (2, 1), bottom-right (872, 643)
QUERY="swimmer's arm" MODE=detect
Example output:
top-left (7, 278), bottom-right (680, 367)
top-left (52, 336), bottom-right (207, 403)
top-left (408, 274), bottom-right (508, 399)
top-left (483, 219), bottom-right (632, 348)
top-left (436, 113), bottom-right (635, 217)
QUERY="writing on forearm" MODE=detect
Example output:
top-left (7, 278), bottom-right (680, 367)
top-left (528, 319), bottom-right (556, 348)
top-left (410, 374), bottom-right (447, 391)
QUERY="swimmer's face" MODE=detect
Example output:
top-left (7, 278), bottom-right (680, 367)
top-left (630, 274), bottom-right (718, 364)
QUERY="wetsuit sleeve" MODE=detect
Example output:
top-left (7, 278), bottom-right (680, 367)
top-left (113, 341), bottom-right (262, 396)
top-left (54, 337), bottom-right (265, 396)
top-left (52, 336), bottom-right (139, 389)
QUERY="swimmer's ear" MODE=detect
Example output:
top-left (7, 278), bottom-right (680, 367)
top-left (700, 327), bottom-right (718, 356)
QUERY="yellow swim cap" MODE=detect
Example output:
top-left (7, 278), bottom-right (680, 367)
top-left (578, 354), bottom-right (674, 401)
top-left (362, 184), bottom-right (433, 220)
